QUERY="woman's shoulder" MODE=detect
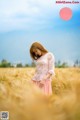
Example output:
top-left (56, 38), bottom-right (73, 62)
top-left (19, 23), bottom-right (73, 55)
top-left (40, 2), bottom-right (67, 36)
top-left (46, 52), bottom-right (55, 62)
top-left (47, 52), bottom-right (54, 58)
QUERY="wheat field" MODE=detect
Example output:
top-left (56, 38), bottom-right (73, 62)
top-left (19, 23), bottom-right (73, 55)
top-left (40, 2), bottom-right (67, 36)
top-left (0, 68), bottom-right (80, 120)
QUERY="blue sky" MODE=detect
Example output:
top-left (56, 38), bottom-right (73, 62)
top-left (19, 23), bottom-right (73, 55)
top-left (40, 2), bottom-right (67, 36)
top-left (0, 0), bottom-right (80, 65)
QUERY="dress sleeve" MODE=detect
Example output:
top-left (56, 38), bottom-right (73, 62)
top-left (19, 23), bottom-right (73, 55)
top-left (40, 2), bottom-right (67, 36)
top-left (47, 52), bottom-right (55, 76)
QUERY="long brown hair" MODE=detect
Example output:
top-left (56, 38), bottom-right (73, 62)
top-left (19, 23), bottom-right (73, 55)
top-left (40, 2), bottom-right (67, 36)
top-left (30, 42), bottom-right (48, 60)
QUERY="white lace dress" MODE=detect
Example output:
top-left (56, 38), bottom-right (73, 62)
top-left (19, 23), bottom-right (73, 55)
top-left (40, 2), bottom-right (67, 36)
top-left (32, 52), bottom-right (55, 81)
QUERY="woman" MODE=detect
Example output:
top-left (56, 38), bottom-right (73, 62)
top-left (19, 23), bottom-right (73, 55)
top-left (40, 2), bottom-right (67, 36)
top-left (30, 42), bottom-right (55, 96)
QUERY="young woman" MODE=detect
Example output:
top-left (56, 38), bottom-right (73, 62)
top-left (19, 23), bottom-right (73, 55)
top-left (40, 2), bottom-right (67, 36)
top-left (30, 42), bottom-right (55, 96)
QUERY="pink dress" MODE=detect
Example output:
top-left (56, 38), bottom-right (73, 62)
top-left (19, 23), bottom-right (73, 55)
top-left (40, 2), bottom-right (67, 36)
top-left (31, 52), bottom-right (55, 96)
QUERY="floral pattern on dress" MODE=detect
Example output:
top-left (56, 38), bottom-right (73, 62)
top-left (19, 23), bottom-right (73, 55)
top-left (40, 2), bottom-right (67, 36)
top-left (32, 52), bottom-right (55, 81)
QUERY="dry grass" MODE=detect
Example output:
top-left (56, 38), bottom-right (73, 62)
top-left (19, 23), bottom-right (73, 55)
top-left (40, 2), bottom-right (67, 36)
top-left (0, 68), bottom-right (80, 120)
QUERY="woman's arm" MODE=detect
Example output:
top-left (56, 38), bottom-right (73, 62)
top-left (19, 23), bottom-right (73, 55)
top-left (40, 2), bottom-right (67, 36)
top-left (43, 73), bottom-right (52, 80)
top-left (48, 52), bottom-right (55, 75)
top-left (40, 53), bottom-right (55, 84)
top-left (43, 53), bottom-right (55, 80)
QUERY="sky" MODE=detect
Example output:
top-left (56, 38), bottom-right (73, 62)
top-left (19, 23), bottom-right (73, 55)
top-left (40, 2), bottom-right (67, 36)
top-left (0, 0), bottom-right (80, 65)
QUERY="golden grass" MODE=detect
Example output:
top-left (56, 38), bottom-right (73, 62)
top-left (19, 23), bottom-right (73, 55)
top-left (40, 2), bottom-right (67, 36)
top-left (0, 68), bottom-right (80, 120)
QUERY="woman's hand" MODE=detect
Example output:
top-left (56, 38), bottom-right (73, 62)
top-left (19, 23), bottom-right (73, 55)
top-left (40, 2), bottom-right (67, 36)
top-left (39, 73), bottom-right (52, 87)
top-left (43, 73), bottom-right (52, 80)
top-left (39, 80), bottom-right (45, 87)
top-left (39, 80), bottom-right (45, 84)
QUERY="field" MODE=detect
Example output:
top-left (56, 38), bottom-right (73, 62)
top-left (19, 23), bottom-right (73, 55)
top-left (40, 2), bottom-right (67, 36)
top-left (0, 68), bottom-right (80, 120)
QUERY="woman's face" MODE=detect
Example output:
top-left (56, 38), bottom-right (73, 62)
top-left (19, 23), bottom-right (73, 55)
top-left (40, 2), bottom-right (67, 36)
top-left (32, 48), bottom-right (42, 59)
